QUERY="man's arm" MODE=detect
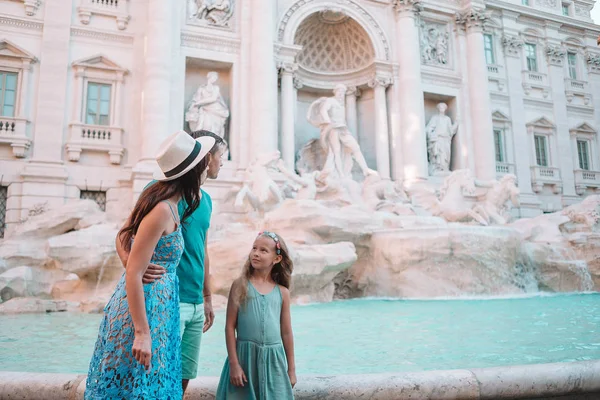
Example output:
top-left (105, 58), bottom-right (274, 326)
top-left (203, 234), bottom-right (215, 332)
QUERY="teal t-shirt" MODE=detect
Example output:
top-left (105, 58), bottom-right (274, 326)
top-left (144, 182), bottom-right (212, 304)
top-left (176, 189), bottom-right (212, 304)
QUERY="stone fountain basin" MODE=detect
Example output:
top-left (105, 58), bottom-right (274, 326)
top-left (2, 360), bottom-right (599, 399)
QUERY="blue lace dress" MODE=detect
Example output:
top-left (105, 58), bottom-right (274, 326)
top-left (85, 224), bottom-right (184, 400)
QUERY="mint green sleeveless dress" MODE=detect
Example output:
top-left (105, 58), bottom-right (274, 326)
top-left (216, 283), bottom-right (294, 400)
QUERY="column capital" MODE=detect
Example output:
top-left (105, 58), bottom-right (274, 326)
top-left (502, 35), bottom-right (524, 58)
top-left (368, 76), bottom-right (392, 89)
top-left (346, 86), bottom-right (361, 97)
top-left (586, 52), bottom-right (600, 74)
top-left (392, 0), bottom-right (423, 16)
top-left (277, 61), bottom-right (298, 76)
top-left (455, 8), bottom-right (489, 33)
top-left (545, 45), bottom-right (566, 67)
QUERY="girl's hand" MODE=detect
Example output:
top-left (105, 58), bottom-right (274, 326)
top-left (230, 363), bottom-right (247, 387)
top-left (288, 370), bottom-right (297, 388)
top-left (132, 333), bottom-right (152, 370)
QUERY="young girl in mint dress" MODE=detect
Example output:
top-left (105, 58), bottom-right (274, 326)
top-left (216, 231), bottom-right (296, 400)
top-left (84, 131), bottom-right (215, 399)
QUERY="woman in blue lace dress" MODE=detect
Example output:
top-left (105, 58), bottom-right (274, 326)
top-left (85, 131), bottom-right (216, 399)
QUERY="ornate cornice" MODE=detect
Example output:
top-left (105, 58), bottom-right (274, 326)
top-left (0, 15), bottom-right (43, 31)
top-left (180, 32), bottom-right (240, 54)
top-left (456, 8), bottom-right (489, 32)
top-left (392, 0), bottom-right (423, 15)
top-left (545, 45), bottom-right (566, 66)
top-left (71, 28), bottom-right (134, 44)
top-left (502, 35), bottom-right (524, 58)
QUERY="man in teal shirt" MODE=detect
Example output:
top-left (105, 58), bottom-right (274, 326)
top-left (117, 130), bottom-right (227, 393)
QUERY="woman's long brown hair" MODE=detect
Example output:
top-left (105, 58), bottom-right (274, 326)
top-left (118, 156), bottom-right (210, 251)
top-left (234, 232), bottom-right (294, 306)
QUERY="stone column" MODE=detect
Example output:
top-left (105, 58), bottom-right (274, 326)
top-left (456, 8), bottom-right (496, 181)
top-left (547, 43), bottom-right (577, 199)
top-left (138, 0), bottom-right (173, 164)
top-left (368, 77), bottom-right (392, 179)
top-left (249, 0), bottom-right (278, 156)
top-left (345, 86), bottom-right (360, 138)
top-left (279, 62), bottom-right (297, 170)
top-left (71, 67), bottom-right (84, 123)
top-left (502, 33), bottom-right (540, 216)
top-left (587, 52), bottom-right (600, 167)
top-left (28, 0), bottom-right (72, 162)
top-left (17, 59), bottom-right (33, 119)
top-left (393, 0), bottom-right (428, 181)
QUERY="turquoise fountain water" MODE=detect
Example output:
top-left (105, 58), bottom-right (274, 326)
top-left (1, 293), bottom-right (599, 376)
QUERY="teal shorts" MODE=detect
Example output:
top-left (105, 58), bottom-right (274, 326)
top-left (180, 302), bottom-right (205, 380)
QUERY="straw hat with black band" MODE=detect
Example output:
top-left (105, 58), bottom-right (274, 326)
top-left (154, 130), bottom-right (216, 181)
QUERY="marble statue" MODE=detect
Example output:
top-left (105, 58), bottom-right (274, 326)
top-left (476, 174), bottom-right (520, 225)
top-left (362, 174), bottom-right (414, 215)
top-left (188, 0), bottom-right (234, 26)
top-left (426, 102), bottom-right (459, 175)
top-left (233, 151), bottom-right (284, 213)
top-left (185, 72), bottom-right (230, 137)
top-left (276, 159), bottom-right (324, 201)
top-left (412, 169), bottom-right (488, 225)
top-left (306, 84), bottom-right (377, 180)
top-left (420, 23), bottom-right (449, 66)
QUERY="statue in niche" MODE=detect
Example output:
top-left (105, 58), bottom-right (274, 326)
top-left (185, 71), bottom-right (230, 138)
top-left (188, 0), bottom-right (234, 26)
top-left (420, 23), bottom-right (449, 66)
top-left (302, 84), bottom-right (377, 181)
top-left (426, 102), bottom-right (459, 176)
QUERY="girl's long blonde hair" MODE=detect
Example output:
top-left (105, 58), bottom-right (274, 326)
top-left (234, 232), bottom-right (293, 306)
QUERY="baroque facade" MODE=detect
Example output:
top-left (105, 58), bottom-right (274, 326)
top-left (0, 0), bottom-right (599, 237)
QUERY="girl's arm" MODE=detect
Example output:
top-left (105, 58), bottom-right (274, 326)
top-left (225, 280), bottom-right (247, 387)
top-left (280, 286), bottom-right (296, 388)
top-left (125, 203), bottom-right (172, 369)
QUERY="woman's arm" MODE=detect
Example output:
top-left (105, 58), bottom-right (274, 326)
top-left (280, 286), bottom-right (296, 387)
top-left (203, 235), bottom-right (214, 333)
top-left (225, 280), bottom-right (246, 387)
top-left (125, 203), bottom-right (172, 369)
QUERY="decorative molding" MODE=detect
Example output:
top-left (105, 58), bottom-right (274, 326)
top-left (455, 8), bottom-right (489, 32)
top-left (186, 0), bottom-right (235, 28)
top-left (570, 122), bottom-right (597, 137)
top-left (545, 45), bottom-right (566, 66)
top-left (294, 12), bottom-right (375, 73)
top-left (22, 0), bottom-right (41, 16)
top-left (293, 77), bottom-right (303, 90)
top-left (70, 28), bottom-right (134, 44)
top-left (77, 0), bottom-right (130, 31)
top-left (502, 35), bottom-right (523, 57)
top-left (420, 21), bottom-right (450, 67)
top-left (535, 0), bottom-right (557, 8)
top-left (392, 0), bottom-right (423, 15)
top-left (180, 32), bottom-right (241, 54)
top-left (346, 86), bottom-right (361, 98)
top-left (0, 15), bottom-right (43, 31)
top-left (277, 0), bottom-right (391, 61)
top-left (278, 61), bottom-right (298, 75)
top-left (586, 52), bottom-right (600, 74)
top-left (367, 76), bottom-right (392, 88)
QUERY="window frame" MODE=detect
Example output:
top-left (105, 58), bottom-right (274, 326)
top-left (0, 71), bottom-right (19, 118)
top-left (567, 52), bottom-right (578, 80)
top-left (525, 43), bottom-right (538, 72)
top-left (576, 139), bottom-right (591, 171)
top-left (484, 34), bottom-right (495, 65)
top-left (493, 128), bottom-right (506, 163)
top-left (534, 134), bottom-right (549, 167)
top-left (85, 81), bottom-right (112, 126)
